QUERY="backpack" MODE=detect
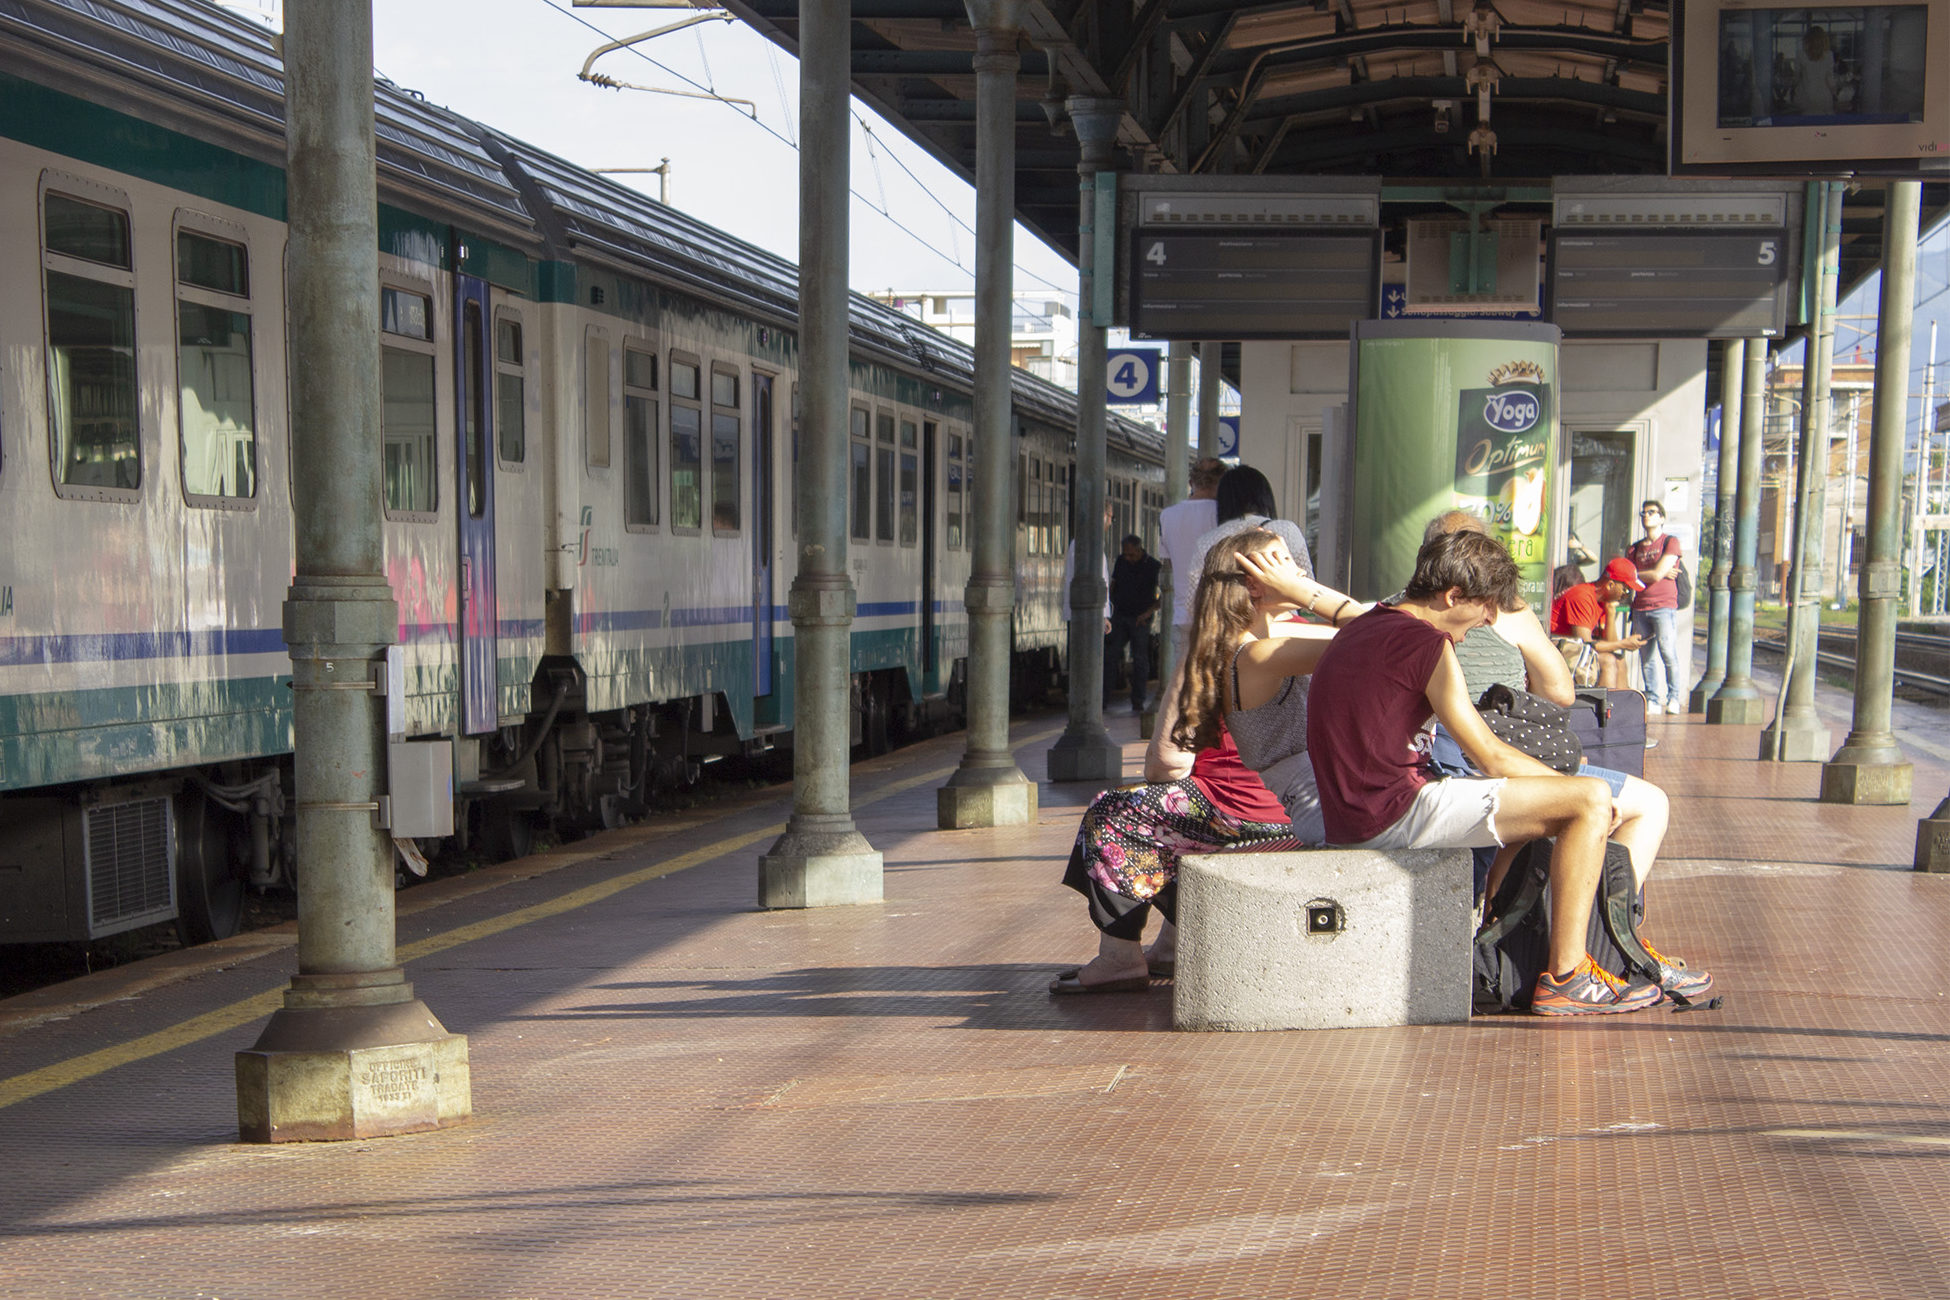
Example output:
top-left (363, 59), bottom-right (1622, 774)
top-left (1471, 838), bottom-right (1720, 1014)
top-left (1672, 557), bottom-right (1692, 608)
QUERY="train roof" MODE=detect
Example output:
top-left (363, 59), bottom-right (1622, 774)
top-left (0, 0), bottom-right (1162, 462)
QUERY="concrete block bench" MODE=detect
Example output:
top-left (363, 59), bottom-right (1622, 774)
top-left (1173, 845), bottom-right (1474, 1031)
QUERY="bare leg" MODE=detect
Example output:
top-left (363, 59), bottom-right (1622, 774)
top-left (1608, 775), bottom-right (1669, 888)
top-left (1486, 774), bottom-right (1613, 976)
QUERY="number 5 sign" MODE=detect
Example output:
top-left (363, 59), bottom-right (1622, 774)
top-left (1106, 347), bottom-right (1163, 405)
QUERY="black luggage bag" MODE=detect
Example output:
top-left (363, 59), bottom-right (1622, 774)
top-left (1568, 687), bottom-right (1646, 778)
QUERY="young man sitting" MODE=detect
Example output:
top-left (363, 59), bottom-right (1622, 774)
top-left (1549, 558), bottom-right (1646, 690)
top-left (1261, 531), bottom-right (1711, 1015)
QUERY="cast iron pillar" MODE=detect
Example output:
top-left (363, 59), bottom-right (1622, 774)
top-left (940, 0), bottom-right (1036, 827)
top-left (1047, 97), bottom-right (1124, 783)
top-left (1692, 338), bottom-right (1745, 708)
top-left (1823, 180), bottom-right (1920, 805)
top-left (1710, 341), bottom-right (1769, 725)
top-left (759, 0), bottom-right (883, 903)
top-left (1150, 342), bottom-right (1194, 723)
top-left (236, 0), bottom-right (469, 1143)
top-left (1760, 182), bottom-right (1840, 761)
top-left (1198, 341), bottom-right (1223, 458)
top-left (1919, 789), bottom-right (1950, 872)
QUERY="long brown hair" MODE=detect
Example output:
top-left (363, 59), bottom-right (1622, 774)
top-left (1169, 529), bottom-right (1281, 754)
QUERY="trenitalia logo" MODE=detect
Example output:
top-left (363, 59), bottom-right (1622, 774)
top-left (1481, 390), bottom-right (1541, 434)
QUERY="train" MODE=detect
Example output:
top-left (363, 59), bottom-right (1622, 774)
top-left (0, 0), bottom-right (1167, 946)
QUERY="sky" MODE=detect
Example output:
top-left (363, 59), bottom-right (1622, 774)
top-left (328, 0), bottom-right (1082, 305)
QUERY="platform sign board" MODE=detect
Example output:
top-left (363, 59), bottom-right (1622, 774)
top-left (1106, 348), bottom-right (1163, 405)
top-left (1217, 416), bottom-right (1239, 458)
top-left (1130, 231), bottom-right (1380, 340)
top-left (1548, 229), bottom-right (1791, 338)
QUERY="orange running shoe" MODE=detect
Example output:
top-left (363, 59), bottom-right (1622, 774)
top-left (1531, 956), bottom-right (1666, 1016)
top-left (1639, 939), bottom-right (1715, 1003)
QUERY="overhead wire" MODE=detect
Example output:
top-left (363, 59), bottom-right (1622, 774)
top-left (532, 0), bottom-right (1074, 301)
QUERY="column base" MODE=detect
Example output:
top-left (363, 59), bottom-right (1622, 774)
top-left (236, 1000), bottom-right (469, 1143)
top-left (1917, 811), bottom-right (1950, 873)
top-left (1757, 724), bottom-right (1831, 762)
top-left (759, 821), bottom-right (883, 908)
top-left (1688, 680), bottom-right (1723, 712)
top-left (1706, 695), bottom-right (1766, 726)
top-left (1047, 730), bottom-right (1123, 783)
top-left (937, 764), bottom-right (1039, 829)
top-left (1820, 759), bottom-right (1913, 805)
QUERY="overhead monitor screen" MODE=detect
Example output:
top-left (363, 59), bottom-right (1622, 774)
top-left (1128, 231), bottom-right (1379, 341)
top-left (1715, 5), bottom-right (1927, 127)
top-left (1549, 230), bottom-right (1791, 338)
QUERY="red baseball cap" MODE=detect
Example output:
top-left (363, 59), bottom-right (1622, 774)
top-left (1604, 557), bottom-right (1645, 590)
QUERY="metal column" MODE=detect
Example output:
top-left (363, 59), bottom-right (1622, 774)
top-left (1046, 98), bottom-right (1124, 783)
top-left (236, 0), bottom-right (469, 1143)
top-left (759, 0), bottom-right (883, 904)
top-left (1152, 342), bottom-right (1193, 715)
top-left (1823, 180), bottom-right (1920, 805)
top-left (1760, 182), bottom-right (1841, 762)
top-left (1710, 341), bottom-right (1769, 725)
top-left (1198, 341), bottom-right (1223, 458)
top-left (1692, 338), bottom-right (1744, 708)
top-left (939, 0), bottom-right (1036, 828)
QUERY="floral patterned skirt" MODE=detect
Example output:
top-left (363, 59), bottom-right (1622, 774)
top-left (1060, 778), bottom-right (1291, 937)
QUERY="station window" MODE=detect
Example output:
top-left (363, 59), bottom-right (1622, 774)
top-left (946, 432), bottom-right (964, 550)
top-left (624, 344), bottom-right (658, 529)
top-left (711, 364), bottom-right (740, 533)
top-left (174, 227), bottom-right (256, 503)
top-left (380, 284), bottom-right (436, 516)
top-left (495, 313), bottom-right (526, 466)
top-left (898, 418), bottom-right (918, 547)
top-left (850, 405), bottom-right (871, 542)
top-left (875, 411), bottom-right (896, 543)
top-left (44, 188), bottom-right (139, 495)
top-left (669, 355), bottom-right (702, 531)
top-left (584, 327), bottom-right (611, 470)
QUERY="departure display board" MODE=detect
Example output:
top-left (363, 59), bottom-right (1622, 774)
top-left (1549, 229), bottom-right (1791, 338)
top-left (1129, 231), bottom-right (1379, 340)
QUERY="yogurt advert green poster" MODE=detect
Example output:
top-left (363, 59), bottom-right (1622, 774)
top-left (1349, 322), bottom-right (1559, 618)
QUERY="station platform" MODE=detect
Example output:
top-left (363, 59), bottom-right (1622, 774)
top-left (4, 662), bottom-right (1949, 1299)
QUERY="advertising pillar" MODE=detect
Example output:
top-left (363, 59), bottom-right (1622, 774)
top-left (1348, 322), bottom-right (1561, 612)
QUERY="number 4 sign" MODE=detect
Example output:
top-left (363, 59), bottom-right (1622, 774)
top-left (1106, 348), bottom-right (1163, 405)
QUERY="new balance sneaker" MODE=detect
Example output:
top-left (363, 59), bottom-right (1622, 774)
top-left (1531, 956), bottom-right (1666, 1016)
top-left (1640, 939), bottom-right (1715, 1002)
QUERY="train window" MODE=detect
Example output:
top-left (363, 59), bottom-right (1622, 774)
top-left (710, 363), bottom-right (739, 533)
top-left (380, 284), bottom-right (437, 516)
top-left (174, 228), bottom-right (256, 503)
top-left (850, 405), bottom-right (870, 541)
top-left (584, 328), bottom-right (611, 469)
top-left (43, 188), bottom-right (138, 496)
top-left (669, 351), bottom-right (702, 531)
top-left (899, 418), bottom-right (918, 547)
top-left (946, 433), bottom-right (963, 550)
top-left (1016, 453), bottom-right (1026, 546)
top-left (874, 411), bottom-right (895, 543)
top-left (1028, 458), bottom-right (1042, 555)
top-left (624, 344), bottom-right (658, 529)
top-left (495, 315), bottom-right (525, 466)
top-left (463, 302), bottom-right (488, 518)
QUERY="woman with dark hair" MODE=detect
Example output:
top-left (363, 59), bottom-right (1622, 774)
top-left (1191, 465), bottom-right (1314, 588)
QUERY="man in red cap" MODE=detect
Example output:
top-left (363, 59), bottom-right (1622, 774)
top-left (1549, 558), bottom-right (1646, 690)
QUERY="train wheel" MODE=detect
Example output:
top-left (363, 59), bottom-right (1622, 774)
top-left (474, 800), bottom-right (537, 862)
top-left (174, 788), bottom-right (245, 944)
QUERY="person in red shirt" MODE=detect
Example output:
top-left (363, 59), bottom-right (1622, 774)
top-left (1627, 500), bottom-right (1687, 714)
top-left (1293, 531), bottom-right (1709, 1015)
top-left (1549, 557), bottom-right (1646, 689)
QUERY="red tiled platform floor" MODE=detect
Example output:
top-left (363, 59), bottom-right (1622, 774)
top-left (3, 666), bottom-right (1948, 1299)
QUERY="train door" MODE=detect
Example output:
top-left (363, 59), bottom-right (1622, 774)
top-left (921, 421), bottom-right (939, 684)
top-left (454, 273), bottom-right (498, 735)
top-left (751, 372), bottom-right (775, 696)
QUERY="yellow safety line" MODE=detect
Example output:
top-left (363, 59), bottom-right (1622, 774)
top-left (0, 724), bottom-right (1067, 1110)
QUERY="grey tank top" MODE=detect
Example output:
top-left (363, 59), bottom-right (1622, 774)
top-left (1227, 645), bottom-right (1326, 842)
top-left (1452, 623), bottom-right (1526, 698)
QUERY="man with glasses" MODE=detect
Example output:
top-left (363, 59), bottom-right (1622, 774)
top-left (1626, 500), bottom-right (1687, 714)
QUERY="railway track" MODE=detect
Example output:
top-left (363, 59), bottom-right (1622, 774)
top-left (1749, 626), bottom-right (1950, 697)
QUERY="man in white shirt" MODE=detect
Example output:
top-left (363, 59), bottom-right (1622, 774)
top-left (1157, 457), bottom-right (1225, 664)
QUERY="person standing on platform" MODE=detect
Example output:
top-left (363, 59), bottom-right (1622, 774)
top-left (1627, 500), bottom-right (1686, 714)
top-left (1104, 534), bottom-right (1161, 712)
top-left (1158, 457), bottom-right (1225, 664)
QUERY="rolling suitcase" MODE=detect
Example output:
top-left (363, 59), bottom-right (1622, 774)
top-left (1569, 687), bottom-right (1646, 778)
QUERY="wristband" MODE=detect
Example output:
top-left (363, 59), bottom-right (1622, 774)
top-left (1332, 599), bottom-right (1354, 624)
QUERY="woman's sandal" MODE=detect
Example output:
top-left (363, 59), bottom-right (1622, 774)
top-left (1048, 970), bottom-right (1152, 995)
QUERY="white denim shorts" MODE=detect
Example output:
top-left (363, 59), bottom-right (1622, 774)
top-left (1350, 776), bottom-right (1506, 851)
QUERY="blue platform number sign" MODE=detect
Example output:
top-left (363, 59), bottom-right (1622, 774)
top-left (1106, 347), bottom-right (1162, 405)
top-left (1217, 416), bottom-right (1239, 458)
